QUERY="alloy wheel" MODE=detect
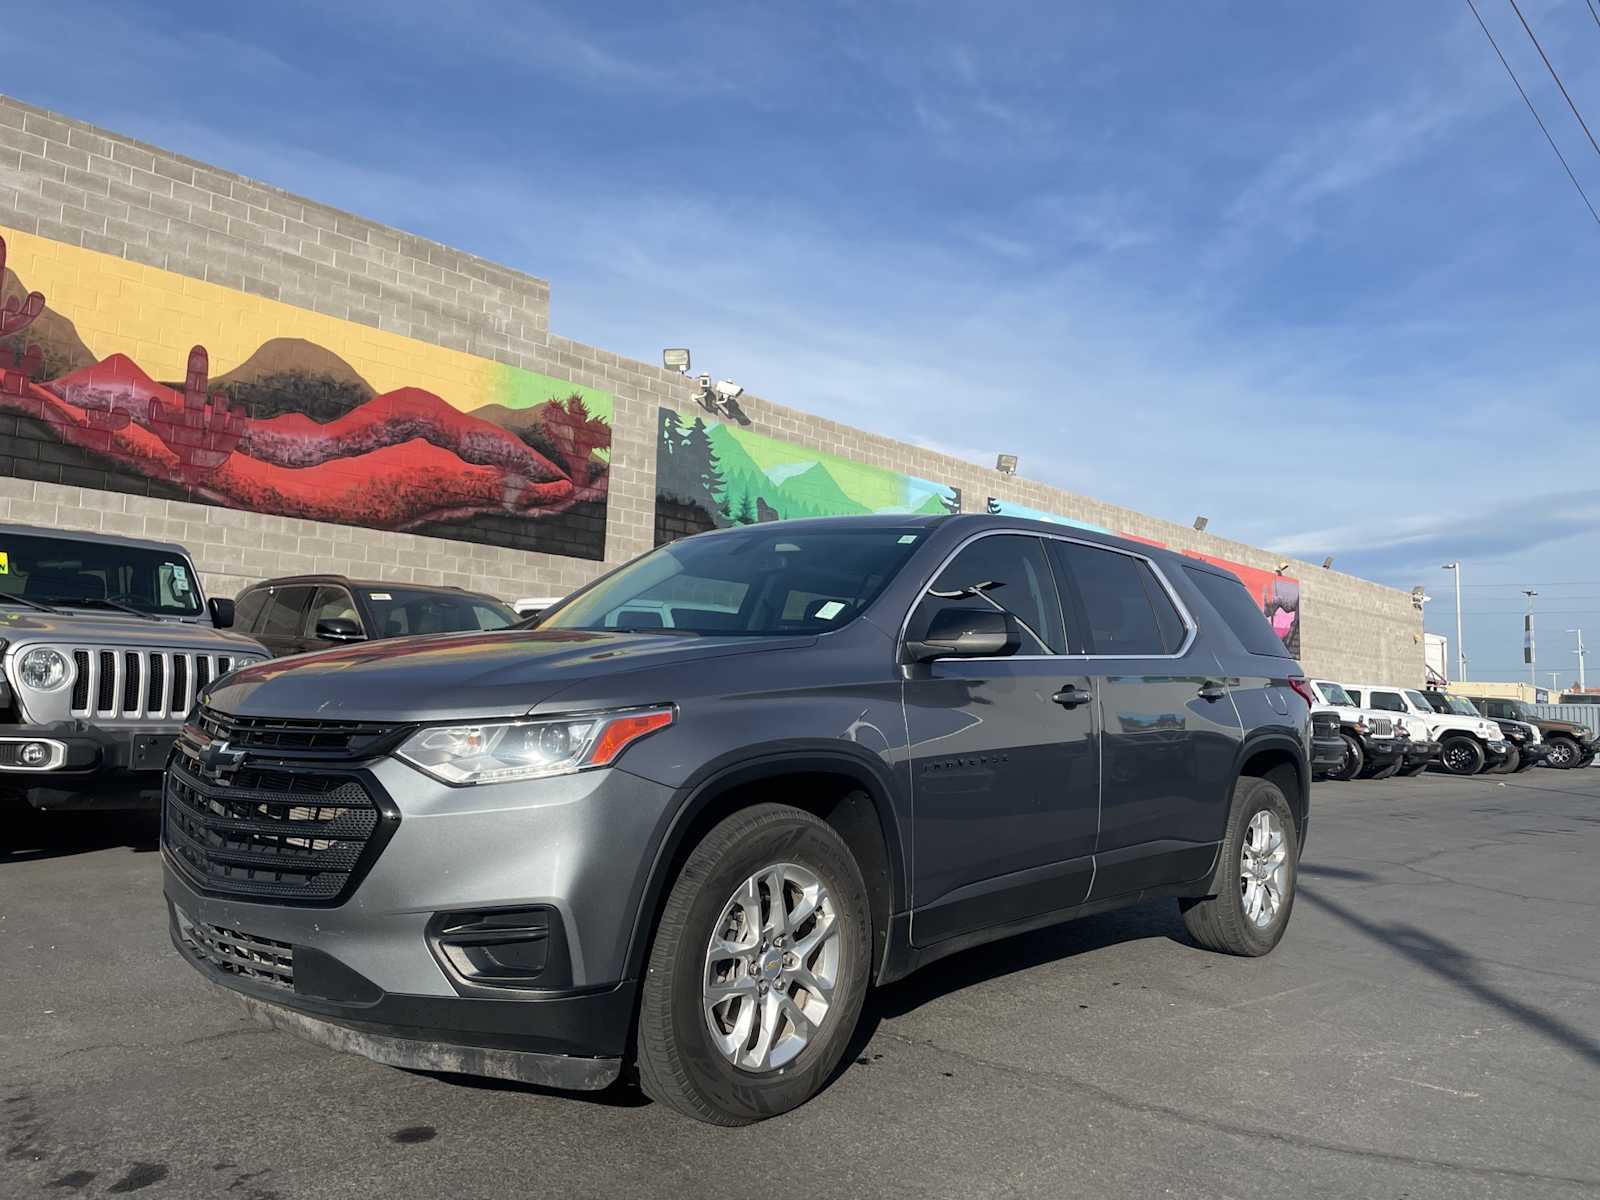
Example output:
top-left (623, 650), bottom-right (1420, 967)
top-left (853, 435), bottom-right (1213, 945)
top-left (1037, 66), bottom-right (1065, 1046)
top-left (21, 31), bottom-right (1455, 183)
top-left (1444, 744), bottom-right (1474, 772)
top-left (702, 862), bottom-right (841, 1073)
top-left (1239, 810), bottom-right (1288, 928)
top-left (1547, 740), bottom-right (1576, 769)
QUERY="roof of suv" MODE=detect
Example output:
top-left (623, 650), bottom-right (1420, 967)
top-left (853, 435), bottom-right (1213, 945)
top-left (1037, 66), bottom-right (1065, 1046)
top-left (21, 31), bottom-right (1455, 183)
top-left (243, 575), bottom-right (505, 601)
top-left (0, 521), bottom-right (190, 558)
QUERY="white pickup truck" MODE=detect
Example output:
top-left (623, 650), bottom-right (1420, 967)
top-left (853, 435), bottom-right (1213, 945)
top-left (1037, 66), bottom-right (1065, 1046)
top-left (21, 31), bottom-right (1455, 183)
top-left (1345, 683), bottom-right (1510, 776)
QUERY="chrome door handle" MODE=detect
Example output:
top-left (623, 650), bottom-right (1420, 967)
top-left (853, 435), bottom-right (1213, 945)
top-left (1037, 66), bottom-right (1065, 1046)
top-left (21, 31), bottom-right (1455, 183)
top-left (1052, 686), bottom-right (1092, 708)
top-left (1198, 681), bottom-right (1228, 702)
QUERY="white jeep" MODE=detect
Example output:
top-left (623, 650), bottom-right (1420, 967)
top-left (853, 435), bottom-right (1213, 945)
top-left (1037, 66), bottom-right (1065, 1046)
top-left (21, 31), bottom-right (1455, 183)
top-left (1344, 683), bottom-right (1509, 776)
top-left (1307, 679), bottom-right (1405, 780)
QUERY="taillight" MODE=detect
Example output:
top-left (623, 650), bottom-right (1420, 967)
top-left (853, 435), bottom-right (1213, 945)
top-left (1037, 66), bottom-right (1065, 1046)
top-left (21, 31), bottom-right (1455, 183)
top-left (1287, 677), bottom-right (1316, 708)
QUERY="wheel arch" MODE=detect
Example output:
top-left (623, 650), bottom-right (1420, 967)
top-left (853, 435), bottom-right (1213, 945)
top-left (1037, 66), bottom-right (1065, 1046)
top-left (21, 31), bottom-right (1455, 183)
top-left (1233, 732), bottom-right (1309, 844)
top-left (622, 743), bottom-right (907, 988)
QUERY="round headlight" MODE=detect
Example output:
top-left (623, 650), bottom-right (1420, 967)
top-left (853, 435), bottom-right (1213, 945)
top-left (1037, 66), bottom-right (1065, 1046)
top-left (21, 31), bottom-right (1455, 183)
top-left (18, 647), bottom-right (72, 691)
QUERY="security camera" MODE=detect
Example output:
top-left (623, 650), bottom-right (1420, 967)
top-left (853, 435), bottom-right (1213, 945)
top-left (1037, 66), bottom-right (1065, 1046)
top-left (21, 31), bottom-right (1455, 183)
top-left (697, 373), bottom-right (711, 390)
top-left (712, 379), bottom-right (744, 401)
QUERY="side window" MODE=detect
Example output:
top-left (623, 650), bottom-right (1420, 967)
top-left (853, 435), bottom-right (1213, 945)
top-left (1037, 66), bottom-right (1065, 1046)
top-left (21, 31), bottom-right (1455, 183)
top-left (1050, 541), bottom-right (1186, 656)
top-left (1370, 691), bottom-right (1406, 712)
top-left (260, 587), bottom-right (313, 639)
top-left (1182, 566), bottom-right (1288, 657)
top-left (1485, 700), bottom-right (1508, 719)
top-left (307, 587), bottom-right (360, 635)
top-left (234, 588), bottom-right (269, 633)
top-left (909, 534), bottom-right (1065, 654)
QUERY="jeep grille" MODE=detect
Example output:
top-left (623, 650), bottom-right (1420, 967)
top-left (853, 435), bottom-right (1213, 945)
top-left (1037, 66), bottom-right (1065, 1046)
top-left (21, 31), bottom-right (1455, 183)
top-left (65, 648), bottom-right (250, 722)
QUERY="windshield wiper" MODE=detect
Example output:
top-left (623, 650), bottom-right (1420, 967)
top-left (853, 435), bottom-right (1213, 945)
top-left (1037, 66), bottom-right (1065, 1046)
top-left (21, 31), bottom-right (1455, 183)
top-left (0, 594), bottom-right (59, 614)
top-left (41, 596), bottom-right (161, 621)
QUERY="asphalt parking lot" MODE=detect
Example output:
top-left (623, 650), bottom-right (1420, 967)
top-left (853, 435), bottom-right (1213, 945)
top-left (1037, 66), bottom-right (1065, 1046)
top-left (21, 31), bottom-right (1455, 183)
top-left (4, 770), bottom-right (1599, 1200)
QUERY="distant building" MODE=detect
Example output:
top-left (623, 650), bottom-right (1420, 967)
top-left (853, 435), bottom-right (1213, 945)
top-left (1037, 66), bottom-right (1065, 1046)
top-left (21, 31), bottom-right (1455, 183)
top-left (1446, 681), bottom-right (1550, 704)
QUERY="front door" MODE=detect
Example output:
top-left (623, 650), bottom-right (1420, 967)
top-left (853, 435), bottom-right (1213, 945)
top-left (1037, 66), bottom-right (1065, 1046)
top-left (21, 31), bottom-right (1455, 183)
top-left (904, 532), bottom-right (1100, 946)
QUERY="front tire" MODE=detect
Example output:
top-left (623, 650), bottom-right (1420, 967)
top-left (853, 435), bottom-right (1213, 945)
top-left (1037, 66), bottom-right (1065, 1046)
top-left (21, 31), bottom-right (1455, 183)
top-left (1487, 746), bottom-right (1520, 775)
top-left (1545, 736), bottom-right (1582, 770)
top-left (1398, 761), bottom-right (1430, 777)
top-left (1327, 734), bottom-right (1363, 782)
top-left (1439, 736), bottom-right (1486, 776)
top-left (1179, 776), bottom-right (1298, 956)
top-left (636, 803), bottom-right (871, 1125)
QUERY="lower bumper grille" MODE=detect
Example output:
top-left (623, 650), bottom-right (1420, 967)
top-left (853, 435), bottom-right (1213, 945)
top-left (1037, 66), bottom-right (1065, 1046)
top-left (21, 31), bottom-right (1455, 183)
top-left (174, 906), bottom-right (294, 990)
top-left (163, 742), bottom-right (393, 905)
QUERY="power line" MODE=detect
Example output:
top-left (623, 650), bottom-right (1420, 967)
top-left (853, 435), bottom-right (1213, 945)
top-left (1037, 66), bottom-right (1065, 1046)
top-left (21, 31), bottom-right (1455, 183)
top-left (1588, 0), bottom-right (1600, 33)
top-left (1507, 0), bottom-right (1600, 162)
top-left (1456, 580), bottom-right (1600, 588)
top-left (1464, 0), bottom-right (1600, 226)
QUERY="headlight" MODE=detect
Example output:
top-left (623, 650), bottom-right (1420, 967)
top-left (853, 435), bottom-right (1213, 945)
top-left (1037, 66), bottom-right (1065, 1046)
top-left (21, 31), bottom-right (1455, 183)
top-left (395, 705), bottom-right (674, 786)
top-left (18, 647), bottom-right (72, 691)
top-left (1353, 721), bottom-right (1368, 734)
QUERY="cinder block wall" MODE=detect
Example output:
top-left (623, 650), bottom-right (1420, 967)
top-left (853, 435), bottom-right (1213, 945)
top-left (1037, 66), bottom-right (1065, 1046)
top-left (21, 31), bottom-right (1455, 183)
top-left (0, 94), bottom-right (1421, 684)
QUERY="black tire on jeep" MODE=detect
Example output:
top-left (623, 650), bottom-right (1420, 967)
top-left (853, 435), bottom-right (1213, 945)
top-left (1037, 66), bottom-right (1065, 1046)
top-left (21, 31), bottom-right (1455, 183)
top-left (1365, 757), bottom-right (1402, 780)
top-left (1327, 733), bottom-right (1363, 782)
top-left (1179, 776), bottom-right (1298, 957)
top-left (1486, 746), bottom-right (1520, 775)
top-left (636, 802), bottom-right (872, 1126)
top-left (1397, 761), bottom-right (1430, 777)
top-left (1544, 736), bottom-right (1582, 770)
top-left (1439, 735), bottom-right (1487, 776)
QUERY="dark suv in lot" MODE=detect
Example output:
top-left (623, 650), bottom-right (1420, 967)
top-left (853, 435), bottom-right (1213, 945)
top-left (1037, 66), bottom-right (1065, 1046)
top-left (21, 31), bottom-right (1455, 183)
top-left (232, 576), bottom-right (518, 657)
top-left (1466, 695), bottom-right (1595, 769)
top-left (163, 515), bottom-right (1311, 1125)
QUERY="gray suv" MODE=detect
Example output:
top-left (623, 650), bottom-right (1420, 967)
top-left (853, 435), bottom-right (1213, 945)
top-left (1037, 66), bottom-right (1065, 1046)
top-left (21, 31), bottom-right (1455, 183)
top-left (163, 515), bottom-right (1311, 1124)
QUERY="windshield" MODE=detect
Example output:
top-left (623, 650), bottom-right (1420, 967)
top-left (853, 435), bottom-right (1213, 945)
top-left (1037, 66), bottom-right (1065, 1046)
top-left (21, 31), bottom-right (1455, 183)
top-left (361, 588), bottom-right (517, 636)
top-left (0, 531), bottom-right (202, 618)
top-left (541, 526), bottom-right (926, 636)
top-left (1425, 691), bottom-right (1479, 718)
top-left (1315, 681), bottom-right (1354, 706)
top-left (1410, 690), bottom-right (1448, 714)
top-left (1503, 700), bottom-right (1533, 720)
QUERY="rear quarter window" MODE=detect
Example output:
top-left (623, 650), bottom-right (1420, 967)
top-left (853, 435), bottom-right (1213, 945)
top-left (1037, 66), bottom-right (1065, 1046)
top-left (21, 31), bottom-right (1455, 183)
top-left (1183, 566), bottom-right (1290, 657)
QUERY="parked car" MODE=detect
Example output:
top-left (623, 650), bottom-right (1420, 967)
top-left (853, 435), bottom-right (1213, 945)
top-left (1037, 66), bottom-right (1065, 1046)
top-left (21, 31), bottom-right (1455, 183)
top-left (1344, 684), bottom-right (1509, 775)
top-left (1305, 679), bottom-right (1411, 780)
top-left (1389, 710), bottom-right (1444, 777)
top-left (1464, 695), bottom-right (1596, 770)
top-left (0, 523), bottom-right (265, 811)
top-left (1480, 715), bottom-right (1547, 773)
top-left (164, 514), bottom-right (1311, 1125)
top-left (1310, 709), bottom-right (1344, 779)
top-left (233, 576), bottom-right (519, 657)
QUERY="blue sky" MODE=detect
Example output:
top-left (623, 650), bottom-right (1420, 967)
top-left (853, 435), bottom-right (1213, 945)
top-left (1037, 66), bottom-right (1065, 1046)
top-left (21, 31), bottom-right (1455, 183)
top-left (6, 1), bottom-right (1600, 685)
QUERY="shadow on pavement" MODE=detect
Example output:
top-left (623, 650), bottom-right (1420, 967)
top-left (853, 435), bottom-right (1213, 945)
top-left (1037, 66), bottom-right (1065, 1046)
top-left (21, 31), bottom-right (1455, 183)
top-left (0, 803), bottom-right (158, 863)
top-left (1300, 885), bottom-right (1600, 1070)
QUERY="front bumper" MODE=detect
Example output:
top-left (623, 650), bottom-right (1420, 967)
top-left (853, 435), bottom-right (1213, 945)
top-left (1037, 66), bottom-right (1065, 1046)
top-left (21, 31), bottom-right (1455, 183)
top-left (163, 756), bottom-right (678, 1085)
top-left (0, 721), bottom-right (176, 809)
top-left (1402, 739), bottom-right (1442, 764)
top-left (1363, 736), bottom-right (1404, 766)
top-left (1311, 735), bottom-right (1345, 773)
top-left (1484, 739), bottom-right (1512, 762)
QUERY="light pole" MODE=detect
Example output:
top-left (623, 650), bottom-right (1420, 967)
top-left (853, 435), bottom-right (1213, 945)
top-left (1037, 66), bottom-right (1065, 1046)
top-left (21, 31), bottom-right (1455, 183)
top-left (1570, 628), bottom-right (1587, 692)
top-left (1523, 589), bottom-right (1538, 688)
top-left (1442, 563), bottom-right (1464, 683)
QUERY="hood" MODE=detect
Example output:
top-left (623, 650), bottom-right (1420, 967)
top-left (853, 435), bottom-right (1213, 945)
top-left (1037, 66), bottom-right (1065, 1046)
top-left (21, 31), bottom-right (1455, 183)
top-left (1537, 716), bottom-right (1593, 735)
top-left (203, 628), bottom-right (812, 722)
top-left (0, 607), bottom-right (264, 652)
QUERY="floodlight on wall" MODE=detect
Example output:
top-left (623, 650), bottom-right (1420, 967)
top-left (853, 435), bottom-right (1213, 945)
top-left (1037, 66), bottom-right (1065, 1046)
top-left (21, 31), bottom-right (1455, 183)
top-left (662, 348), bottom-right (691, 373)
top-left (996, 454), bottom-right (1019, 475)
top-left (1322, 556), bottom-right (1334, 569)
top-left (1276, 561), bottom-right (1291, 575)
top-left (1193, 516), bottom-right (1209, 532)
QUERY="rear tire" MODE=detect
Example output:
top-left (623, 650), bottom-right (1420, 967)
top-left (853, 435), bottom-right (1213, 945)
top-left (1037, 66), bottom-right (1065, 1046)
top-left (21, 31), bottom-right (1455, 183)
top-left (1439, 736), bottom-right (1486, 776)
top-left (1179, 776), bottom-right (1298, 957)
top-left (635, 803), bottom-right (871, 1126)
top-left (1487, 747), bottom-right (1520, 775)
top-left (1326, 734), bottom-right (1363, 782)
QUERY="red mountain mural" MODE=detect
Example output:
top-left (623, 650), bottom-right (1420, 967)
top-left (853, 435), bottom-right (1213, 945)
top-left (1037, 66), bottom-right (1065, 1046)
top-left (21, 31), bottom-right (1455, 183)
top-left (0, 234), bottom-right (611, 557)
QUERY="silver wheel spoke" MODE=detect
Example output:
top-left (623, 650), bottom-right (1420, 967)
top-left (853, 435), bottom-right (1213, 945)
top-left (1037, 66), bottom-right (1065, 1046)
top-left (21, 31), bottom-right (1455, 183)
top-left (790, 911), bottom-right (838, 962)
top-left (1240, 810), bottom-right (1289, 928)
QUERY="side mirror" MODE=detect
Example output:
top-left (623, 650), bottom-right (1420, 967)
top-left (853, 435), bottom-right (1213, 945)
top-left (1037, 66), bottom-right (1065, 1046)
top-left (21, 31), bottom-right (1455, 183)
top-left (316, 617), bottom-right (366, 643)
top-left (208, 597), bottom-right (235, 629)
top-left (904, 607), bottom-right (1020, 663)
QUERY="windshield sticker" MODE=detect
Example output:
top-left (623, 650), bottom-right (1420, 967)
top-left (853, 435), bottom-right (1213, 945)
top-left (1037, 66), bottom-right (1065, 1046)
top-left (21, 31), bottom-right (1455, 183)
top-left (0, 552), bottom-right (8, 574)
top-left (814, 601), bottom-right (846, 620)
top-left (369, 592), bottom-right (392, 600)
top-left (169, 564), bottom-right (192, 595)
top-left (897, 535), bottom-right (918, 544)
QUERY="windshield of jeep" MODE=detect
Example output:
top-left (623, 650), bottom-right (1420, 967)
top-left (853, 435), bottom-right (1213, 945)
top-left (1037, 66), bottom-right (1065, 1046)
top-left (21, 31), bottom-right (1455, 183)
top-left (1315, 681), bottom-right (1355, 706)
top-left (541, 526), bottom-right (924, 635)
top-left (0, 532), bottom-right (203, 618)
top-left (1426, 692), bottom-right (1480, 718)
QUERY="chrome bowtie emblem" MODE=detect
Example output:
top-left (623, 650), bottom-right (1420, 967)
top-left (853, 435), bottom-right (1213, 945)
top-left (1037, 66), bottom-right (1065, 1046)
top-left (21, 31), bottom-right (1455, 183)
top-left (196, 738), bottom-right (246, 784)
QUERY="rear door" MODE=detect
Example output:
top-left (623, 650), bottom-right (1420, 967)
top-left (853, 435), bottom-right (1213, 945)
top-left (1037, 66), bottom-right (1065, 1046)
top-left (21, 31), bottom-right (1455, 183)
top-left (904, 532), bottom-right (1100, 945)
top-left (1049, 543), bottom-right (1245, 898)
top-left (253, 586), bottom-right (315, 657)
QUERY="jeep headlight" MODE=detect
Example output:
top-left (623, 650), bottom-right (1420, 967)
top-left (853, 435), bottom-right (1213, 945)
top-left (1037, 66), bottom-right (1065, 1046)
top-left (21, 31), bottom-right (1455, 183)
top-left (395, 706), bottom-right (674, 786)
top-left (18, 647), bottom-right (72, 691)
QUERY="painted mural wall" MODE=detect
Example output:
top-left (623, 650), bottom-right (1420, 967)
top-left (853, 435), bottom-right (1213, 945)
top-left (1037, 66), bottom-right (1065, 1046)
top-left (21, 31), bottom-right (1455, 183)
top-left (655, 406), bottom-right (959, 545)
top-left (986, 495), bottom-right (1301, 656)
top-left (0, 229), bottom-right (612, 559)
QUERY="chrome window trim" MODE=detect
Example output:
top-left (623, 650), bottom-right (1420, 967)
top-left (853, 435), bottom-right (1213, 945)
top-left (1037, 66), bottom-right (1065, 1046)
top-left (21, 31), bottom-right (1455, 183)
top-left (895, 527), bottom-right (1199, 663)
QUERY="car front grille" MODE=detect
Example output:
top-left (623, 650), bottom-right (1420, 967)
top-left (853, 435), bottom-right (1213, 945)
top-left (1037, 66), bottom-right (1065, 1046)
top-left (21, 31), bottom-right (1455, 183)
top-left (1312, 713), bottom-right (1340, 738)
top-left (65, 648), bottom-right (253, 722)
top-left (173, 907), bottom-right (294, 990)
top-left (192, 704), bottom-right (400, 756)
top-left (163, 736), bottom-right (395, 905)
top-left (1369, 717), bottom-right (1395, 737)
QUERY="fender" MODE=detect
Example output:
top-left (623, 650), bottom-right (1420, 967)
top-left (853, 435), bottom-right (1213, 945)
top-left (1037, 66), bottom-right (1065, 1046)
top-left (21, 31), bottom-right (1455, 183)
top-left (619, 740), bottom-right (910, 984)
top-left (1230, 727), bottom-right (1309, 835)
